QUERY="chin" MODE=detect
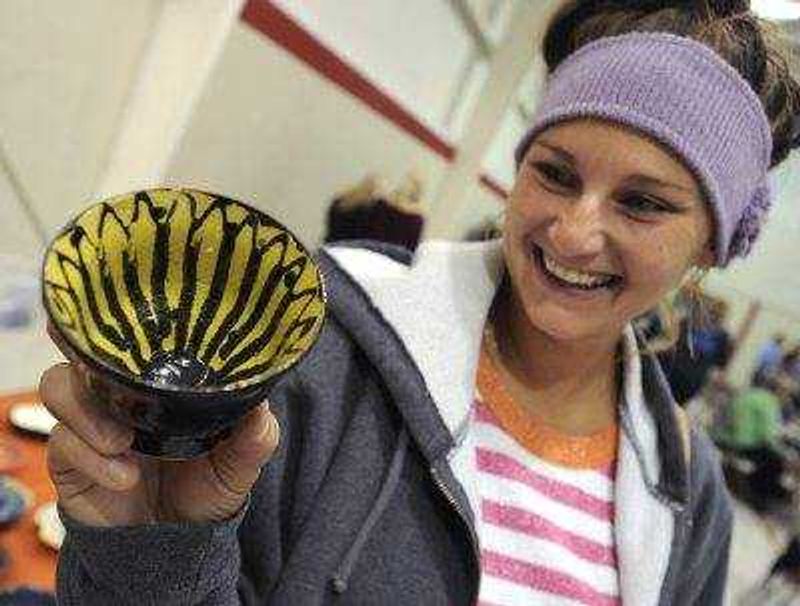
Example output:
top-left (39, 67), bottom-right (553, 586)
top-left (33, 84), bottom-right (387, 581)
top-left (526, 306), bottom-right (611, 344)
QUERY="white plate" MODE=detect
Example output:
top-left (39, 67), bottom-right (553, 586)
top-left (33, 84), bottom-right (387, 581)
top-left (34, 501), bottom-right (64, 550)
top-left (8, 403), bottom-right (57, 437)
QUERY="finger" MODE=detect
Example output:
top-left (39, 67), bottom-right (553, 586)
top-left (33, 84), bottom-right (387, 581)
top-left (46, 325), bottom-right (91, 378)
top-left (39, 364), bottom-right (133, 456)
top-left (46, 322), bottom-right (77, 362)
top-left (48, 423), bottom-right (140, 493)
top-left (208, 404), bottom-right (279, 497)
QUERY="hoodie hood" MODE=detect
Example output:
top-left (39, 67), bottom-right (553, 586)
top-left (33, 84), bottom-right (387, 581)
top-left (320, 239), bottom-right (686, 497)
top-left (320, 239), bottom-right (694, 606)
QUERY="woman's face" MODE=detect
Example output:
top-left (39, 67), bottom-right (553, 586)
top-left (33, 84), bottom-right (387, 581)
top-left (503, 119), bottom-right (713, 344)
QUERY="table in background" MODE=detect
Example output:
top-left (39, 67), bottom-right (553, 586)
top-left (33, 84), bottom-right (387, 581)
top-left (0, 390), bottom-right (56, 591)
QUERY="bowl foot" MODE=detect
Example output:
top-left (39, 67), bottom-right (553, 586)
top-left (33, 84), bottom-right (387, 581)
top-left (132, 427), bottom-right (232, 459)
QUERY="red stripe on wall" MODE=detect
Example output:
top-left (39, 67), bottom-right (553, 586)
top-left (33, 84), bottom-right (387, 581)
top-left (241, 0), bottom-right (456, 161)
top-left (480, 174), bottom-right (509, 200)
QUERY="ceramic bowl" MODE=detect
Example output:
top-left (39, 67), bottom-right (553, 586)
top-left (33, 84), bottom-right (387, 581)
top-left (42, 188), bottom-right (326, 458)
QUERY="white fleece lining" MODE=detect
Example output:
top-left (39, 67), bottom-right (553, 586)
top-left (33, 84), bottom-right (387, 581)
top-left (327, 240), bottom-right (503, 438)
top-left (321, 247), bottom-right (409, 281)
top-left (615, 432), bottom-right (675, 606)
top-left (616, 326), bottom-right (671, 605)
top-left (325, 239), bottom-right (674, 606)
top-left (621, 324), bottom-right (662, 486)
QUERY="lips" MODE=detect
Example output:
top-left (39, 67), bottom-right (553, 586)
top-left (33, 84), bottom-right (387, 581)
top-left (532, 245), bottom-right (623, 291)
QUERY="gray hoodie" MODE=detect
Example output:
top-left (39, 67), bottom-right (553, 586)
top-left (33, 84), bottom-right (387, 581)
top-left (56, 240), bottom-right (732, 605)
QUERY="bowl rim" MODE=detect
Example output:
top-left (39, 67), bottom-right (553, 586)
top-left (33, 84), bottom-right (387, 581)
top-left (41, 186), bottom-right (326, 395)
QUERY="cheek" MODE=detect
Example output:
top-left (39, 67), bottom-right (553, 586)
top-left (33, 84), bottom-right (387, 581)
top-left (502, 199), bottom-right (532, 242)
top-left (626, 236), bottom-right (694, 296)
top-left (505, 185), bottom-right (555, 232)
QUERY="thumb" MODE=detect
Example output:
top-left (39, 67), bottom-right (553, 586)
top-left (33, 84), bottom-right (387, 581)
top-left (208, 403), bottom-right (280, 498)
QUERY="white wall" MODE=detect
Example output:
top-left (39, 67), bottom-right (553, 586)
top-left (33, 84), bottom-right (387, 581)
top-left (0, 1), bottom-right (162, 391)
top-left (166, 22), bottom-right (452, 247)
top-left (95, 0), bottom-right (247, 197)
top-left (272, 0), bottom-right (482, 142)
top-left (449, 180), bottom-right (504, 239)
top-left (0, 1), bottom-right (162, 237)
top-left (427, 0), bottom-right (560, 238)
top-left (482, 57), bottom-right (547, 189)
top-left (0, 170), bottom-right (42, 259)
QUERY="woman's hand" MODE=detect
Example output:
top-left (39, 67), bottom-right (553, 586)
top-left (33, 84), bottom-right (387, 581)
top-left (39, 362), bottom-right (280, 527)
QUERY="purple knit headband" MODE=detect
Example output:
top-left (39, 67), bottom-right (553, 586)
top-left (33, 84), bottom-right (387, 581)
top-left (515, 32), bottom-right (773, 267)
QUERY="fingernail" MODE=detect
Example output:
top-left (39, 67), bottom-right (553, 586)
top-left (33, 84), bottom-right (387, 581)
top-left (250, 410), bottom-right (272, 441)
top-left (262, 412), bottom-right (279, 445)
top-left (246, 411), bottom-right (275, 450)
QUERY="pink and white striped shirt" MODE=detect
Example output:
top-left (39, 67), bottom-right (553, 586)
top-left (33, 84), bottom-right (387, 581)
top-left (473, 345), bottom-right (620, 606)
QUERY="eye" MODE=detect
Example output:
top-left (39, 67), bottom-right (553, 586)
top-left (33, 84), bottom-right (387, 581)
top-left (618, 193), bottom-right (676, 218)
top-left (530, 161), bottom-right (579, 191)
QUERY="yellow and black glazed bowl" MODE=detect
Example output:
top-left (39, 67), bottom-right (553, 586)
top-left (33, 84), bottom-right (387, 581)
top-left (42, 188), bottom-right (326, 458)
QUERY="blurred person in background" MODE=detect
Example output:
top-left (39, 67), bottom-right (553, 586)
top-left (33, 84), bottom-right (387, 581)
top-left (753, 333), bottom-right (788, 387)
top-left (323, 173), bottom-right (385, 244)
top-left (324, 172), bottom-right (425, 252)
top-left (782, 345), bottom-right (800, 385)
top-left (715, 372), bottom-right (796, 513)
top-left (780, 346), bottom-right (800, 416)
top-left (769, 535), bottom-right (800, 588)
top-left (658, 296), bottom-right (733, 407)
top-left (463, 217), bottom-right (503, 242)
top-left (742, 526), bottom-right (800, 605)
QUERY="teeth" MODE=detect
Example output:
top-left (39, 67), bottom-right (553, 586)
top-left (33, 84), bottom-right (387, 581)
top-left (542, 252), bottom-right (615, 288)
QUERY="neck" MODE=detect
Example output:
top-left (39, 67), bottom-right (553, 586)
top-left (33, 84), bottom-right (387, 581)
top-left (488, 279), bottom-right (621, 435)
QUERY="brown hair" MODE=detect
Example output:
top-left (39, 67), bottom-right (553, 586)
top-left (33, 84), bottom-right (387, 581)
top-left (542, 0), bottom-right (800, 169)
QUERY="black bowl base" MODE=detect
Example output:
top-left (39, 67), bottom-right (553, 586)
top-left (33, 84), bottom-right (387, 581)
top-left (132, 427), bottom-right (233, 459)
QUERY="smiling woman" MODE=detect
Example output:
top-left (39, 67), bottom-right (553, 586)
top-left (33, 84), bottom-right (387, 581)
top-left (503, 121), bottom-right (712, 348)
top-left (477, 4), bottom-right (799, 603)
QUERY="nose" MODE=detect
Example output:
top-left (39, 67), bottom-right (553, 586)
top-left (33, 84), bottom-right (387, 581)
top-left (547, 196), bottom-right (606, 258)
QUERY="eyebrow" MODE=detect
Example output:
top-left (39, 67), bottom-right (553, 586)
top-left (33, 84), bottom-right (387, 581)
top-left (625, 175), bottom-right (697, 195)
top-left (532, 141), bottom-right (576, 165)
top-left (531, 141), bottom-right (697, 195)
